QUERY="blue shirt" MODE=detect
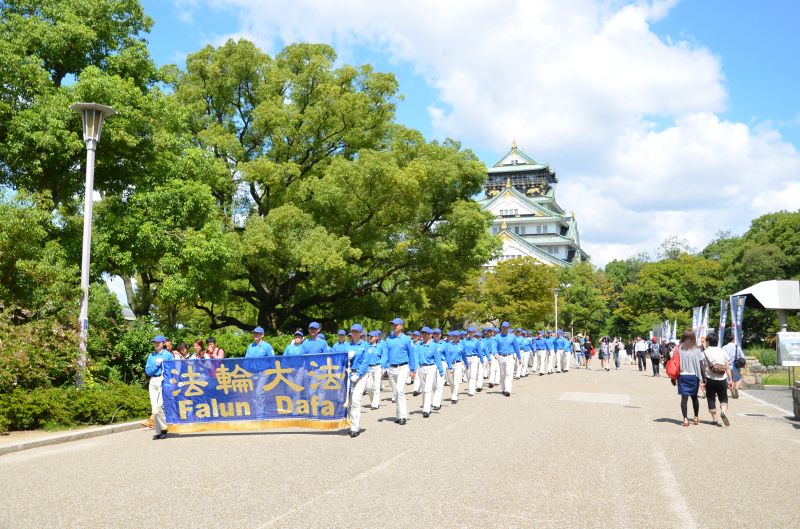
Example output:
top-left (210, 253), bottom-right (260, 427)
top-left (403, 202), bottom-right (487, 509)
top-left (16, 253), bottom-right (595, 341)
top-left (555, 337), bottom-right (568, 350)
top-left (331, 341), bottom-right (351, 355)
top-left (382, 332), bottom-right (417, 371)
top-left (349, 340), bottom-right (370, 377)
top-left (245, 340), bottom-right (274, 358)
top-left (302, 336), bottom-right (328, 355)
top-left (545, 337), bottom-right (556, 352)
top-left (495, 332), bottom-right (521, 359)
top-left (483, 336), bottom-right (498, 358)
top-left (445, 341), bottom-right (468, 368)
top-left (145, 349), bottom-right (173, 377)
top-left (366, 342), bottom-right (384, 366)
top-left (534, 337), bottom-right (546, 350)
top-left (414, 340), bottom-right (444, 376)
top-left (462, 337), bottom-right (480, 357)
top-left (283, 342), bottom-right (304, 356)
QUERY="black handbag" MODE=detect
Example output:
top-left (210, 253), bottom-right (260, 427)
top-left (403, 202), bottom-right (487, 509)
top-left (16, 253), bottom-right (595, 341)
top-left (733, 346), bottom-right (746, 369)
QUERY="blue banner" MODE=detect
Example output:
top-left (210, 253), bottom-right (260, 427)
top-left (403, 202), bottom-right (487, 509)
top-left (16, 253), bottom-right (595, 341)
top-left (730, 295), bottom-right (746, 347)
top-left (162, 354), bottom-right (350, 433)
top-left (718, 299), bottom-right (728, 347)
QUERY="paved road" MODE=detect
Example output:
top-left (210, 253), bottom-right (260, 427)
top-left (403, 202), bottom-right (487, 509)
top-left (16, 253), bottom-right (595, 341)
top-left (2, 363), bottom-right (798, 529)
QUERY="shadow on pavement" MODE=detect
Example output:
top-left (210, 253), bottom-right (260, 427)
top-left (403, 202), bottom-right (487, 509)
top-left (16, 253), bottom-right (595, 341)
top-left (653, 418), bottom-right (685, 426)
top-left (168, 429), bottom-right (348, 439)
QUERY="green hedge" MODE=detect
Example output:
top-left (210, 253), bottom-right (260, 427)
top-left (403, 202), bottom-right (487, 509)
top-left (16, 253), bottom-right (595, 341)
top-left (0, 383), bottom-right (150, 432)
top-left (747, 347), bottom-right (776, 367)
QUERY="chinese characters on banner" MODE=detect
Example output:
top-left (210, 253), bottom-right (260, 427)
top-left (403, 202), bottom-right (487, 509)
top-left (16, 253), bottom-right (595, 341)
top-left (162, 354), bottom-right (349, 433)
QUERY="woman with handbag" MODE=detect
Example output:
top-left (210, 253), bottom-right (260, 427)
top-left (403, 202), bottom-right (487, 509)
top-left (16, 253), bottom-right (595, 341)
top-left (674, 330), bottom-right (705, 427)
top-left (703, 330), bottom-right (733, 426)
top-left (722, 331), bottom-right (744, 398)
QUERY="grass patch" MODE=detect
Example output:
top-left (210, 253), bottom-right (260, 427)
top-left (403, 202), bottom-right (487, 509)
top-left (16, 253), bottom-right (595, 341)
top-left (761, 371), bottom-right (791, 386)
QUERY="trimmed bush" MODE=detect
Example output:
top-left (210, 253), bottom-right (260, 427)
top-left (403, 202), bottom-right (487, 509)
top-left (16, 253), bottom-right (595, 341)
top-left (0, 383), bottom-right (150, 431)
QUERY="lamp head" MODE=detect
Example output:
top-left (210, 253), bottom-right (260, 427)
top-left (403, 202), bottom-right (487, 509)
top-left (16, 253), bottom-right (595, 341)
top-left (70, 103), bottom-right (115, 144)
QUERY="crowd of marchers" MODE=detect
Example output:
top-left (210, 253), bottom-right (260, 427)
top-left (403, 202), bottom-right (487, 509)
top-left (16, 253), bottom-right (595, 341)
top-left (143, 319), bottom-right (747, 439)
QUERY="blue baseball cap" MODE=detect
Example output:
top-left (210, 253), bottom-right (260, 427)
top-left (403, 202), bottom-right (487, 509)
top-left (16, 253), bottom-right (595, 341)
top-left (411, 330), bottom-right (420, 336)
top-left (390, 317), bottom-right (404, 325)
top-left (318, 332), bottom-right (325, 339)
top-left (459, 330), bottom-right (467, 336)
top-left (501, 321), bottom-right (510, 328)
top-left (349, 324), bottom-right (363, 333)
top-left (433, 328), bottom-right (442, 334)
top-left (252, 326), bottom-right (265, 334)
top-left (152, 335), bottom-right (167, 343)
top-left (421, 326), bottom-right (433, 334)
top-left (467, 326), bottom-right (477, 333)
top-left (557, 330), bottom-right (563, 335)
top-left (368, 330), bottom-right (381, 337)
top-left (446, 331), bottom-right (457, 337)
top-left (308, 321), bottom-right (320, 329)
top-left (476, 331), bottom-right (483, 337)
top-left (293, 329), bottom-right (304, 336)
top-left (337, 329), bottom-right (347, 336)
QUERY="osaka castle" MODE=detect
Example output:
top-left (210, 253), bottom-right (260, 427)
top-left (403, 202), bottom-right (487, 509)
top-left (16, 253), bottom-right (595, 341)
top-left (479, 141), bottom-right (589, 268)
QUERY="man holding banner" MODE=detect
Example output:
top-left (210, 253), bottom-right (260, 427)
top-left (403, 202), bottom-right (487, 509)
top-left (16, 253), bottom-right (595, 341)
top-left (346, 324), bottom-right (369, 438)
top-left (145, 335), bottom-right (173, 440)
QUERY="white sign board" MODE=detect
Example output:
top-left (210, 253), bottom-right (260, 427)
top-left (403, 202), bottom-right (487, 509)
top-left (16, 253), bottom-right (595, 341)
top-left (776, 332), bottom-right (800, 367)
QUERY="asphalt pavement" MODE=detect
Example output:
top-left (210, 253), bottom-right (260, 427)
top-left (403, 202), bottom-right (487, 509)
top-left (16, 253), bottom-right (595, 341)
top-left (1, 361), bottom-right (798, 529)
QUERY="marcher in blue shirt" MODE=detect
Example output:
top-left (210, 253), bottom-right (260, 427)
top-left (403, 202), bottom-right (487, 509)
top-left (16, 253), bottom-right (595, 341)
top-left (545, 330), bottom-right (557, 374)
top-left (462, 327), bottom-right (483, 397)
top-left (301, 321), bottom-right (328, 355)
top-left (431, 328), bottom-right (448, 410)
top-left (445, 331), bottom-right (468, 404)
top-left (245, 327), bottom-right (275, 358)
top-left (145, 335), bottom-right (173, 440)
top-left (495, 322), bottom-right (520, 396)
top-left (484, 327), bottom-right (500, 388)
top-left (331, 329), bottom-right (351, 355)
top-left (283, 330), bottom-right (305, 356)
top-left (414, 327), bottom-right (444, 418)
top-left (534, 331), bottom-right (547, 375)
top-left (346, 324), bottom-right (370, 438)
top-left (365, 330), bottom-right (385, 410)
top-left (382, 317), bottom-right (415, 425)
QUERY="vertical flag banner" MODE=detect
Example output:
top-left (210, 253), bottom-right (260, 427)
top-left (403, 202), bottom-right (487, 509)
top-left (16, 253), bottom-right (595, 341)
top-left (718, 299), bottom-right (729, 347)
top-left (672, 319), bottom-right (678, 341)
top-left (662, 320), bottom-right (670, 341)
top-left (730, 295), bottom-right (747, 347)
top-left (701, 304), bottom-right (710, 341)
top-left (692, 307), bottom-right (702, 338)
top-left (162, 354), bottom-right (350, 433)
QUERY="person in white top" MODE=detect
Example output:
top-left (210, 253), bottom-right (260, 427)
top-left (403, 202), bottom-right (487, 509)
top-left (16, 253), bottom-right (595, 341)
top-left (702, 331), bottom-right (733, 427)
top-left (634, 337), bottom-right (649, 371)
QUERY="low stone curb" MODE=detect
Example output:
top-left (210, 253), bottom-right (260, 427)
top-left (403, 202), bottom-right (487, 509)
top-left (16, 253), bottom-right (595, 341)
top-left (0, 421), bottom-right (144, 456)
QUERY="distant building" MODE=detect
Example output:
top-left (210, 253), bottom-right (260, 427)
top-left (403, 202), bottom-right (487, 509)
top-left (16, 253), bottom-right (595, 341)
top-left (479, 141), bottom-right (589, 268)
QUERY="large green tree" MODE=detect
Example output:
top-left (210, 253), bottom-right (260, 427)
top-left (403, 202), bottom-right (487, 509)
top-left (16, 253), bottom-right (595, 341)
top-left (163, 40), bottom-right (498, 332)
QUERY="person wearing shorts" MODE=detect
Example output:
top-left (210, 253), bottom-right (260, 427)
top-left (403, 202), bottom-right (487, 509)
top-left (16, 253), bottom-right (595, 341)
top-left (703, 331), bottom-right (733, 427)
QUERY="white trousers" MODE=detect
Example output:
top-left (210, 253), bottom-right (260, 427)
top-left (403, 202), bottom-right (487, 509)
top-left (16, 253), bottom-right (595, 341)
top-left (368, 364), bottom-right (382, 408)
top-left (149, 376), bottom-right (167, 434)
top-left (489, 356), bottom-right (500, 384)
top-left (412, 370), bottom-right (421, 392)
top-left (447, 362), bottom-right (464, 401)
top-left (547, 351), bottom-right (556, 373)
top-left (536, 351), bottom-right (547, 373)
top-left (499, 354), bottom-right (515, 393)
top-left (417, 364), bottom-right (436, 413)
top-left (349, 374), bottom-right (369, 432)
top-left (560, 351), bottom-right (571, 371)
top-left (467, 356), bottom-right (481, 395)
top-left (387, 365), bottom-right (410, 419)
top-left (516, 351), bottom-right (530, 377)
top-left (433, 360), bottom-right (447, 407)
top-left (555, 349), bottom-right (564, 372)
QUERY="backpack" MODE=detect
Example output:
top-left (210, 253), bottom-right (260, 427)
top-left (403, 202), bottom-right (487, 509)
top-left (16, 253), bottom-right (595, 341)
top-left (666, 346), bottom-right (681, 380)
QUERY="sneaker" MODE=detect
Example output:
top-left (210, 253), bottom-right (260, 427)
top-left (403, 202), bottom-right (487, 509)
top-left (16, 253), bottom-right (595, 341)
top-left (422, 412), bottom-right (430, 418)
top-left (731, 387), bottom-right (739, 399)
top-left (349, 430), bottom-right (360, 438)
top-left (721, 413), bottom-right (730, 427)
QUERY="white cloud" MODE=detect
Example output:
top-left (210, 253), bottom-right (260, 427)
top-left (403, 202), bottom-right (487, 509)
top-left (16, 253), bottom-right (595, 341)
top-left (183, 0), bottom-right (800, 265)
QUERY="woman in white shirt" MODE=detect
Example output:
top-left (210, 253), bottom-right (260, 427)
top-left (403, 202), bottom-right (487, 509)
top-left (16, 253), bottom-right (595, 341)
top-left (702, 331), bottom-right (733, 427)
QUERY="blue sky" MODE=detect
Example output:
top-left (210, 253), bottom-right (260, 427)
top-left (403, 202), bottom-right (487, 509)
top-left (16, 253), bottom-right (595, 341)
top-left (138, 0), bottom-right (800, 264)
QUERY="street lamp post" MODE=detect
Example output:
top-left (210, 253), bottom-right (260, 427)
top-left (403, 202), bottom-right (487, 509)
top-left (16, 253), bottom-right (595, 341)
top-left (70, 102), bottom-right (115, 387)
top-left (554, 288), bottom-right (560, 330)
